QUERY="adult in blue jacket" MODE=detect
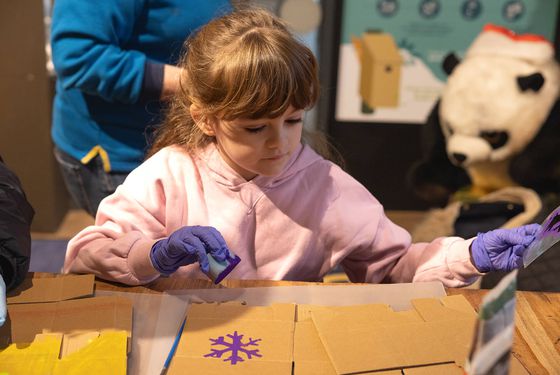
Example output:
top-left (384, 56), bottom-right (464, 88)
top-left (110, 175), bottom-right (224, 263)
top-left (51, 0), bottom-right (231, 216)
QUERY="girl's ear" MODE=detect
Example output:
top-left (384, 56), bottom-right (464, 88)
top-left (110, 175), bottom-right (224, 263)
top-left (190, 104), bottom-right (216, 136)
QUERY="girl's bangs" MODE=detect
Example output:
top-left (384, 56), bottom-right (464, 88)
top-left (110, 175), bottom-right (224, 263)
top-left (216, 32), bottom-right (318, 120)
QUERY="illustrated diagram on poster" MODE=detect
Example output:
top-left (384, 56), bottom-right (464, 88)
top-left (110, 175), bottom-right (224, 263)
top-left (352, 31), bottom-right (403, 113)
top-left (335, 0), bottom-right (559, 124)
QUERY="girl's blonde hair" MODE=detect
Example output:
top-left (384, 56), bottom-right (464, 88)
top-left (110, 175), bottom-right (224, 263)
top-left (148, 8), bottom-right (339, 163)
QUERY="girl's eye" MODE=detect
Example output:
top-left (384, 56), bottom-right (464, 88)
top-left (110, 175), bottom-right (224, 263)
top-left (286, 118), bottom-right (302, 125)
top-left (246, 126), bottom-right (265, 133)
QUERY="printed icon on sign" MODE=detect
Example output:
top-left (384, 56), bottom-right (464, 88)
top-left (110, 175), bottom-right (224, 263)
top-left (503, 0), bottom-right (525, 22)
top-left (377, 0), bottom-right (399, 17)
top-left (462, 0), bottom-right (482, 20)
top-left (419, 0), bottom-right (440, 19)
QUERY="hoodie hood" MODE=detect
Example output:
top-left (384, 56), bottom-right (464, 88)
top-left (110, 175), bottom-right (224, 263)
top-left (198, 142), bottom-right (324, 191)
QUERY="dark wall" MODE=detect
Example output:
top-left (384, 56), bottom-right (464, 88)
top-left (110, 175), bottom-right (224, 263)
top-left (328, 121), bottom-right (430, 210)
top-left (318, 1), bottom-right (431, 210)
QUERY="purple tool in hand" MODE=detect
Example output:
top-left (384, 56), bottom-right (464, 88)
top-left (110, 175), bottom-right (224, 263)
top-left (205, 252), bottom-right (241, 284)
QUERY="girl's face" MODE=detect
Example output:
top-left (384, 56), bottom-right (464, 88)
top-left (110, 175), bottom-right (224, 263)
top-left (209, 106), bottom-right (304, 180)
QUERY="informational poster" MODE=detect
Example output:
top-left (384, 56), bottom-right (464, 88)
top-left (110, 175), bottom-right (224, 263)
top-left (335, 0), bottom-right (559, 124)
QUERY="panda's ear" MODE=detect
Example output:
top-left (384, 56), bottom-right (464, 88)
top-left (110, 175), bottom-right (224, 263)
top-left (517, 72), bottom-right (545, 92)
top-left (442, 53), bottom-right (461, 76)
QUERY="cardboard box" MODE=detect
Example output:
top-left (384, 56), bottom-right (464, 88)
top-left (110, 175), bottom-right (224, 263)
top-left (0, 274), bottom-right (132, 374)
top-left (103, 282), bottom-right (447, 375)
top-left (167, 295), bottom-right (478, 374)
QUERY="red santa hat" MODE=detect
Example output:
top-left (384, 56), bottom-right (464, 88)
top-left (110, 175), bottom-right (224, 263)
top-left (466, 24), bottom-right (554, 65)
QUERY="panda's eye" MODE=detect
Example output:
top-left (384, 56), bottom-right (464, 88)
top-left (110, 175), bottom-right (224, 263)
top-left (442, 122), bottom-right (453, 136)
top-left (480, 131), bottom-right (508, 149)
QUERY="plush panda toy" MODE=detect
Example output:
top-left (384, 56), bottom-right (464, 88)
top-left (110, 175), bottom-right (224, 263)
top-left (409, 24), bottom-right (560, 208)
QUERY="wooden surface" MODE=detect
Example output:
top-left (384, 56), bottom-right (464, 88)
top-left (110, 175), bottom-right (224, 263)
top-left (446, 288), bottom-right (560, 375)
top-left (33, 273), bottom-right (560, 374)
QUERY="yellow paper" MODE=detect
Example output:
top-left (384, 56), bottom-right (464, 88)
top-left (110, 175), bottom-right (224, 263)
top-left (0, 334), bottom-right (62, 374)
top-left (54, 331), bottom-right (128, 375)
top-left (0, 331), bottom-right (127, 375)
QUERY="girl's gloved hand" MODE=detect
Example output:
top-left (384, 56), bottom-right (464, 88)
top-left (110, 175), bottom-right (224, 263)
top-left (150, 226), bottom-right (233, 276)
top-left (470, 224), bottom-right (540, 273)
top-left (0, 274), bottom-right (6, 326)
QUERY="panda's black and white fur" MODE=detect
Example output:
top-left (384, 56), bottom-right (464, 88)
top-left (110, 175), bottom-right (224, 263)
top-left (409, 25), bottom-right (560, 207)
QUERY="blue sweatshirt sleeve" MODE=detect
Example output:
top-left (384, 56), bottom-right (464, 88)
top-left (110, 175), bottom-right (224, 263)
top-left (51, 0), bottom-right (148, 104)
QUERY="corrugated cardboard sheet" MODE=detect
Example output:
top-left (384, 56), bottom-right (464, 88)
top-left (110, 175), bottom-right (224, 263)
top-left (0, 274), bottom-right (132, 374)
top-left (167, 296), bottom-right (484, 374)
top-left (169, 303), bottom-right (296, 375)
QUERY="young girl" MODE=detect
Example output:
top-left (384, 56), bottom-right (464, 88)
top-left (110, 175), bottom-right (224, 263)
top-left (64, 8), bottom-right (539, 287)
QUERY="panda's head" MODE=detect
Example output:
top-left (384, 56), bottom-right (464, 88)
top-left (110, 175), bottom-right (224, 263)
top-left (439, 24), bottom-right (560, 168)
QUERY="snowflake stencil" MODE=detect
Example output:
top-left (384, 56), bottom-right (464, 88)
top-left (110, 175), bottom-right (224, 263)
top-left (204, 331), bottom-right (262, 365)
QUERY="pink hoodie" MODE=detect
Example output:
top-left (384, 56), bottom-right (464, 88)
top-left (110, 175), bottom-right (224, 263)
top-left (64, 143), bottom-right (481, 286)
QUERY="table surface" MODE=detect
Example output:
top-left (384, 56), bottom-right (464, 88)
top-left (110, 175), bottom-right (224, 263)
top-left (38, 274), bottom-right (560, 374)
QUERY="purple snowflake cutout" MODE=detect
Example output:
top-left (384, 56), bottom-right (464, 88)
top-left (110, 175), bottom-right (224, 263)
top-left (204, 331), bottom-right (262, 365)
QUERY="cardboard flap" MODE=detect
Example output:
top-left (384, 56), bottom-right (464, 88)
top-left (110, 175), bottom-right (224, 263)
top-left (297, 303), bottom-right (397, 324)
top-left (168, 303), bottom-right (296, 374)
top-left (293, 303), bottom-right (424, 375)
top-left (311, 295), bottom-right (477, 374)
top-left (6, 274), bottom-right (94, 304)
top-left (403, 363), bottom-right (464, 374)
top-left (8, 296), bottom-right (133, 350)
top-left (293, 320), bottom-right (336, 374)
top-left (294, 321), bottom-right (331, 362)
top-left (169, 357), bottom-right (292, 375)
top-left (61, 331), bottom-right (101, 358)
top-left (411, 295), bottom-right (477, 322)
top-left (187, 302), bottom-right (295, 322)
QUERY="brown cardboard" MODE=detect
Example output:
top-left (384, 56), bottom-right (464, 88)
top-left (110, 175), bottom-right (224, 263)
top-left (6, 274), bottom-right (94, 304)
top-left (294, 320), bottom-right (336, 374)
top-left (0, 274), bottom-right (132, 374)
top-left (8, 296), bottom-right (133, 351)
top-left (1, 0), bottom-right (70, 232)
top-left (168, 295), bottom-right (479, 375)
top-left (311, 295), bottom-right (477, 374)
top-left (293, 319), bottom-right (399, 374)
top-left (294, 303), bottom-right (420, 375)
top-left (168, 303), bottom-right (296, 375)
top-left (403, 363), bottom-right (464, 374)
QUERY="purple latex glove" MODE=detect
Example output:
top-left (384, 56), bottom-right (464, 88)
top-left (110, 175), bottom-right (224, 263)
top-left (470, 224), bottom-right (540, 273)
top-left (0, 274), bottom-right (5, 326)
top-left (150, 226), bottom-right (233, 276)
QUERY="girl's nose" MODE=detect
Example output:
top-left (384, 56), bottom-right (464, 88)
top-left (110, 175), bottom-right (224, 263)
top-left (266, 122), bottom-right (286, 149)
top-left (267, 130), bottom-right (283, 148)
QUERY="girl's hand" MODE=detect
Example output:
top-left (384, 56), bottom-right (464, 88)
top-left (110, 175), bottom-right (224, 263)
top-left (470, 224), bottom-right (540, 272)
top-left (149, 226), bottom-right (233, 275)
